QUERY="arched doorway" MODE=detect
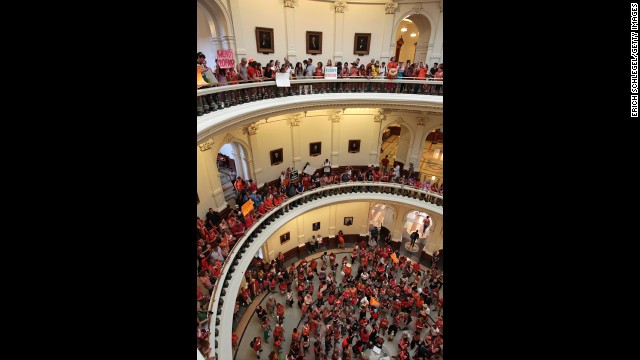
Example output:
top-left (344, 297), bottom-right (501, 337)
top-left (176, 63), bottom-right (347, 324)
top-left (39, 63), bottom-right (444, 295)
top-left (196, 0), bottom-right (235, 61)
top-left (419, 128), bottom-right (443, 184)
top-left (400, 210), bottom-right (432, 262)
top-left (393, 13), bottom-right (432, 65)
top-left (379, 124), bottom-right (412, 176)
top-left (369, 203), bottom-right (396, 242)
top-left (217, 141), bottom-right (251, 202)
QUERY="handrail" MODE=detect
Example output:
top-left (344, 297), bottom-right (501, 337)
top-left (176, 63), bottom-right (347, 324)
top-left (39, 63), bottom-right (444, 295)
top-left (197, 77), bottom-right (443, 116)
top-left (198, 77), bottom-right (443, 95)
top-left (204, 180), bottom-right (442, 360)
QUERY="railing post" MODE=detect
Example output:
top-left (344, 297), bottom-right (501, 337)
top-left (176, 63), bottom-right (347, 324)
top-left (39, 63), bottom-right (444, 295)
top-left (197, 96), bottom-right (204, 116)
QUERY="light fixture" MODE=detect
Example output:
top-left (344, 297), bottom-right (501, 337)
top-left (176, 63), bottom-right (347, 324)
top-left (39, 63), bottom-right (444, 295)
top-left (431, 176), bottom-right (436, 181)
top-left (410, 33), bottom-right (417, 37)
top-left (401, 27), bottom-right (407, 32)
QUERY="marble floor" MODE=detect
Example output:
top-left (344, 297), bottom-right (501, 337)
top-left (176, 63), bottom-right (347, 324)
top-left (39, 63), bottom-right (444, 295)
top-left (232, 246), bottom-right (443, 360)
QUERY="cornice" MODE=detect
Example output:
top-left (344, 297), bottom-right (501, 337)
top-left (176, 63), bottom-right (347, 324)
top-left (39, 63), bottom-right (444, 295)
top-left (197, 94), bottom-right (442, 144)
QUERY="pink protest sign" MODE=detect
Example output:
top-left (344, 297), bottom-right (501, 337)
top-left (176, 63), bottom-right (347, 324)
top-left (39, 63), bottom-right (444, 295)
top-left (216, 50), bottom-right (235, 68)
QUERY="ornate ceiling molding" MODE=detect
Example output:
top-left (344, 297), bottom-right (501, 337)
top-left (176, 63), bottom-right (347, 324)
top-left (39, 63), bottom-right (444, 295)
top-left (290, 113), bottom-right (303, 126)
top-left (373, 109), bottom-right (385, 122)
top-left (416, 117), bottom-right (427, 126)
top-left (331, 110), bottom-right (343, 122)
top-left (222, 133), bottom-right (235, 144)
top-left (385, 1), bottom-right (398, 14)
top-left (197, 95), bottom-right (442, 144)
top-left (413, 2), bottom-right (423, 13)
top-left (247, 123), bottom-right (259, 135)
top-left (334, 0), bottom-right (347, 13)
top-left (284, 0), bottom-right (296, 8)
top-left (198, 138), bottom-right (214, 151)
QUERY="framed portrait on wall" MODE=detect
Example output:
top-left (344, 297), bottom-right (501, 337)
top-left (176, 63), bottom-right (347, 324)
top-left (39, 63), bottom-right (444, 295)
top-left (270, 148), bottom-right (283, 166)
top-left (354, 33), bottom-right (371, 55)
top-left (344, 217), bottom-right (353, 226)
top-left (310, 142), bottom-right (321, 156)
top-left (280, 232), bottom-right (291, 244)
top-left (348, 140), bottom-right (361, 153)
top-left (306, 31), bottom-right (322, 54)
top-left (256, 27), bottom-right (275, 53)
top-left (312, 222), bottom-right (320, 231)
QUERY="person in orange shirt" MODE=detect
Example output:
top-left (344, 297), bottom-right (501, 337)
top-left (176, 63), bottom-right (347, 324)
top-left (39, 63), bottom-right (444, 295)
top-left (337, 234), bottom-right (345, 249)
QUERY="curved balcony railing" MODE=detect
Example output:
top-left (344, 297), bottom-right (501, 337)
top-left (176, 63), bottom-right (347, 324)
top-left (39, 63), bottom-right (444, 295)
top-left (203, 181), bottom-right (442, 360)
top-left (197, 77), bottom-right (444, 116)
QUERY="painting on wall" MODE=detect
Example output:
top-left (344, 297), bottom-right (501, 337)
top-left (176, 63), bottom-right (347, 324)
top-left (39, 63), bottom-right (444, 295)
top-left (256, 27), bottom-right (275, 53)
top-left (312, 222), bottom-right (320, 231)
top-left (348, 140), bottom-right (361, 153)
top-left (280, 232), bottom-right (291, 244)
top-left (270, 148), bottom-right (283, 166)
top-left (354, 33), bottom-right (371, 55)
top-left (306, 31), bottom-right (322, 54)
top-left (344, 217), bottom-right (353, 226)
top-left (310, 142), bottom-right (322, 156)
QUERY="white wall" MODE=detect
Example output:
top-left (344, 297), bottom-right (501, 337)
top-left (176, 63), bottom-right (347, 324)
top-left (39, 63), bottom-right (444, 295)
top-left (264, 201), bottom-right (371, 258)
top-left (222, 0), bottom-right (442, 66)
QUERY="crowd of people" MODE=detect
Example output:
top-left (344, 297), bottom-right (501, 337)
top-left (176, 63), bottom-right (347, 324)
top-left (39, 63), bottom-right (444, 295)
top-left (197, 52), bottom-right (444, 96)
top-left (239, 233), bottom-right (443, 360)
top-left (197, 159), bottom-right (443, 359)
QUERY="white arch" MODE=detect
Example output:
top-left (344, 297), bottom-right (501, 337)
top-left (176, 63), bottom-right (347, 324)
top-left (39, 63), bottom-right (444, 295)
top-left (196, 0), bottom-right (233, 38)
top-left (213, 136), bottom-right (255, 181)
top-left (379, 122), bottom-right (415, 165)
top-left (393, 11), bottom-right (435, 45)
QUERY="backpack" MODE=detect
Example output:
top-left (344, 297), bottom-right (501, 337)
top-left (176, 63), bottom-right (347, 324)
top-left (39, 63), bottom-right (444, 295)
top-left (249, 339), bottom-right (254, 349)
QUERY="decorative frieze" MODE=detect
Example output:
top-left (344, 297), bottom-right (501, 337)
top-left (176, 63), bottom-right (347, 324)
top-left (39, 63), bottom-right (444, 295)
top-left (290, 113), bottom-right (302, 126)
top-left (416, 117), bottom-right (427, 126)
top-left (385, 1), bottom-right (398, 14)
top-left (334, 0), bottom-right (347, 13)
top-left (247, 124), bottom-right (259, 135)
top-left (331, 110), bottom-right (343, 123)
top-left (373, 109), bottom-right (385, 122)
top-left (199, 138), bottom-right (215, 151)
top-left (413, 2), bottom-right (423, 14)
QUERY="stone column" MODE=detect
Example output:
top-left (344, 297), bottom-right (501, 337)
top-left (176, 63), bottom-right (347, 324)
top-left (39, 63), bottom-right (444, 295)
top-left (220, 35), bottom-right (236, 51)
top-left (290, 113), bottom-right (303, 171)
top-left (228, 1), bottom-right (246, 56)
top-left (371, 110), bottom-right (385, 166)
top-left (284, 2), bottom-right (299, 64)
top-left (330, 111), bottom-right (342, 166)
top-left (381, 1), bottom-right (399, 63)
top-left (333, 1), bottom-right (347, 63)
top-left (210, 36), bottom-right (222, 53)
top-left (407, 116), bottom-right (428, 170)
top-left (246, 123), bottom-right (265, 184)
top-left (429, 10), bottom-right (444, 65)
top-left (423, 213), bottom-right (443, 255)
top-left (328, 204), bottom-right (337, 238)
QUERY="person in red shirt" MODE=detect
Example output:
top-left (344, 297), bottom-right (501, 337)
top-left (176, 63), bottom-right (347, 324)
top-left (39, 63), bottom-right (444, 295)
top-left (251, 336), bottom-right (262, 358)
top-left (338, 235), bottom-right (345, 249)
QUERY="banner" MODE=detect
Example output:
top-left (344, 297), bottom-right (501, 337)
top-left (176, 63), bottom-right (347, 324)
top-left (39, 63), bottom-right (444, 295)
top-left (216, 50), bottom-right (235, 69)
top-left (324, 66), bottom-right (338, 80)
top-left (275, 72), bottom-right (291, 87)
top-left (241, 198), bottom-right (254, 216)
top-left (289, 170), bottom-right (299, 181)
